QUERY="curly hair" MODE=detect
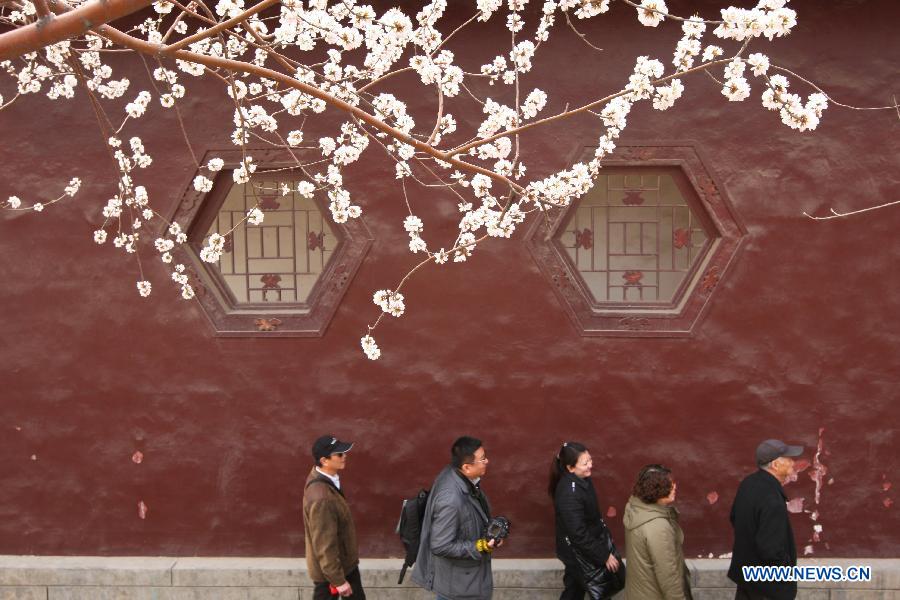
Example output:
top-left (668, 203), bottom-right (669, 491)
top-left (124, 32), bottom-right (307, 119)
top-left (632, 464), bottom-right (674, 504)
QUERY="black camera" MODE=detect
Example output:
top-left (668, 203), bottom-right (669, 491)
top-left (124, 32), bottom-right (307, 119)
top-left (485, 516), bottom-right (510, 542)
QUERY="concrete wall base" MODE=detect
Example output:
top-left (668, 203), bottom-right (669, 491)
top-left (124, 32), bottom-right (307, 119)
top-left (0, 557), bottom-right (897, 600)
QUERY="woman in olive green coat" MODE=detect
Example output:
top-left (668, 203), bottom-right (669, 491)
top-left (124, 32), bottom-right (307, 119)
top-left (623, 465), bottom-right (693, 600)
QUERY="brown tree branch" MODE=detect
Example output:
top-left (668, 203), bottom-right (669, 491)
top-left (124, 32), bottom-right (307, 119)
top-left (161, 0), bottom-right (280, 53)
top-left (0, 0), bottom-right (154, 60)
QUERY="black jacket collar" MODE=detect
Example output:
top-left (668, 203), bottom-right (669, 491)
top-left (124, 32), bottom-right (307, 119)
top-left (756, 468), bottom-right (787, 500)
top-left (563, 471), bottom-right (591, 490)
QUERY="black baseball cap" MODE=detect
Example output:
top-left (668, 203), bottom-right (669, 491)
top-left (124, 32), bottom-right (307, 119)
top-left (312, 435), bottom-right (354, 462)
top-left (756, 439), bottom-right (803, 466)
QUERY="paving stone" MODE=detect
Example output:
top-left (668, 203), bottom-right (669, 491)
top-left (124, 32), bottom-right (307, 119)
top-left (829, 591), bottom-right (900, 600)
top-left (691, 589), bottom-right (743, 600)
top-left (48, 587), bottom-right (299, 600)
top-left (172, 558), bottom-right (304, 587)
top-left (492, 559), bottom-right (564, 588)
top-left (0, 557), bottom-right (174, 587)
top-left (0, 587), bottom-right (47, 600)
top-left (687, 559), bottom-right (733, 588)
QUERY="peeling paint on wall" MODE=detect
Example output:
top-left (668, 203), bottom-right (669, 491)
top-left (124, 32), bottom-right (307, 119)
top-left (137, 501), bottom-right (148, 520)
top-left (706, 491), bottom-right (719, 505)
top-left (801, 428), bottom-right (830, 555)
top-left (809, 428), bottom-right (829, 505)
top-left (786, 497), bottom-right (804, 514)
top-left (882, 474), bottom-right (893, 509)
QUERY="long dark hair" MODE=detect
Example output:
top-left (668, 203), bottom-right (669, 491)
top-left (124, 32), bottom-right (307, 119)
top-left (548, 441), bottom-right (588, 497)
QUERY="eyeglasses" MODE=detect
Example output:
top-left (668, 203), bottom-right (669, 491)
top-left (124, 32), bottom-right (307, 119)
top-left (466, 455), bottom-right (488, 465)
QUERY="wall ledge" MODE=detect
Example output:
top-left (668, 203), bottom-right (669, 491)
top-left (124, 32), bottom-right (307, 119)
top-left (0, 557), bottom-right (897, 599)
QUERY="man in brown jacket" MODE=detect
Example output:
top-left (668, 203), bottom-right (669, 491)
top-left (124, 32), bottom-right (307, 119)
top-left (303, 435), bottom-right (365, 599)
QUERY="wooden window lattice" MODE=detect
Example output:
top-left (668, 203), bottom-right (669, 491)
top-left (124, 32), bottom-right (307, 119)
top-left (204, 176), bottom-right (336, 305)
top-left (560, 172), bottom-right (708, 304)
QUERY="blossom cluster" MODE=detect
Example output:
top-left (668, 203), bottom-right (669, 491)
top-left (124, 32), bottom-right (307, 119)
top-left (672, 16), bottom-right (706, 72)
top-left (404, 215), bottom-right (427, 254)
top-left (410, 50), bottom-right (463, 97)
top-left (373, 289), bottom-right (406, 317)
top-left (713, 1), bottom-right (797, 42)
top-left (762, 75), bottom-right (829, 132)
top-left (360, 334), bottom-right (381, 360)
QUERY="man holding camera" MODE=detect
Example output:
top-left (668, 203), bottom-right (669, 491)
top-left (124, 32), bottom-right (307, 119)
top-left (412, 436), bottom-right (504, 600)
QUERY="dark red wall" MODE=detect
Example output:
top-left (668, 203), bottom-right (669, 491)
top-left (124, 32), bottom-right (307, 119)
top-left (1, 0), bottom-right (898, 558)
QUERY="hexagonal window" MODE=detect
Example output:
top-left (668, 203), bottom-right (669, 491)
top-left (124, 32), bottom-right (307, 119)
top-left (170, 150), bottom-right (371, 337)
top-left (526, 145), bottom-right (745, 336)
top-left (557, 168), bottom-right (711, 306)
top-left (201, 175), bottom-right (339, 306)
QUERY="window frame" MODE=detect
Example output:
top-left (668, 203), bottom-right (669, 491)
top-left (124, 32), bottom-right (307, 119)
top-left (525, 144), bottom-right (745, 337)
top-left (169, 149), bottom-right (372, 337)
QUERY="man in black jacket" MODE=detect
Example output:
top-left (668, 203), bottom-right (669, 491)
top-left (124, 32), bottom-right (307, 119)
top-left (727, 439), bottom-right (804, 600)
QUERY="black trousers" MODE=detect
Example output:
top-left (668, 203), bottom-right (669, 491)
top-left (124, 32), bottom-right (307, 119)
top-left (734, 585), bottom-right (772, 600)
top-left (560, 562), bottom-right (587, 600)
top-left (313, 567), bottom-right (366, 600)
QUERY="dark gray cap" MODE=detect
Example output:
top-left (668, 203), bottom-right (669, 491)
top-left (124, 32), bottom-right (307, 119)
top-left (756, 439), bottom-right (804, 465)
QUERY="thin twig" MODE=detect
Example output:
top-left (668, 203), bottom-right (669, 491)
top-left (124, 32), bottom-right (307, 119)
top-left (565, 10), bottom-right (603, 53)
top-left (804, 200), bottom-right (900, 221)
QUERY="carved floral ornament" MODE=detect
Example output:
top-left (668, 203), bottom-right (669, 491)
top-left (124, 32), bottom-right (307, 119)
top-left (526, 145), bottom-right (745, 336)
top-left (0, 0), bottom-right (894, 356)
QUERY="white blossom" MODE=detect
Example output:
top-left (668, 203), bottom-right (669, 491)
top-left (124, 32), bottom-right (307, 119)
top-left (207, 158), bottom-right (225, 171)
top-left (200, 232), bottom-right (226, 263)
top-left (702, 45), bottom-right (724, 62)
top-left (93, 229), bottom-right (107, 244)
top-left (319, 137), bottom-right (336, 156)
top-left (372, 289), bottom-right (405, 317)
top-left (232, 157), bottom-right (257, 184)
top-left (297, 181), bottom-right (316, 198)
top-left (747, 53), bottom-right (770, 76)
top-left (360, 334), bottom-right (381, 360)
top-left (477, 0), bottom-right (502, 21)
top-left (7, 196), bottom-right (21, 209)
top-left (247, 207), bottom-right (265, 225)
top-left (521, 89), bottom-right (548, 119)
top-left (575, 0), bottom-right (610, 19)
top-left (637, 0), bottom-right (667, 27)
top-left (404, 215), bottom-right (423, 233)
top-left (193, 175), bottom-right (213, 192)
top-left (286, 130), bottom-right (304, 146)
top-left (136, 280), bottom-right (152, 297)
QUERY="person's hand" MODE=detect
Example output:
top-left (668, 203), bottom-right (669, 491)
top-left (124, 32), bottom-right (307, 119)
top-left (336, 581), bottom-right (353, 597)
top-left (605, 554), bottom-right (620, 573)
top-left (487, 538), bottom-right (504, 549)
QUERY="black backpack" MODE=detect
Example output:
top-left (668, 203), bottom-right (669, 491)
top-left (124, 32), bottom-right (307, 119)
top-left (395, 489), bottom-right (429, 584)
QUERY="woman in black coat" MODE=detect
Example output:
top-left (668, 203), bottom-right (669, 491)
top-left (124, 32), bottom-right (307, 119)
top-left (549, 442), bottom-right (622, 600)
